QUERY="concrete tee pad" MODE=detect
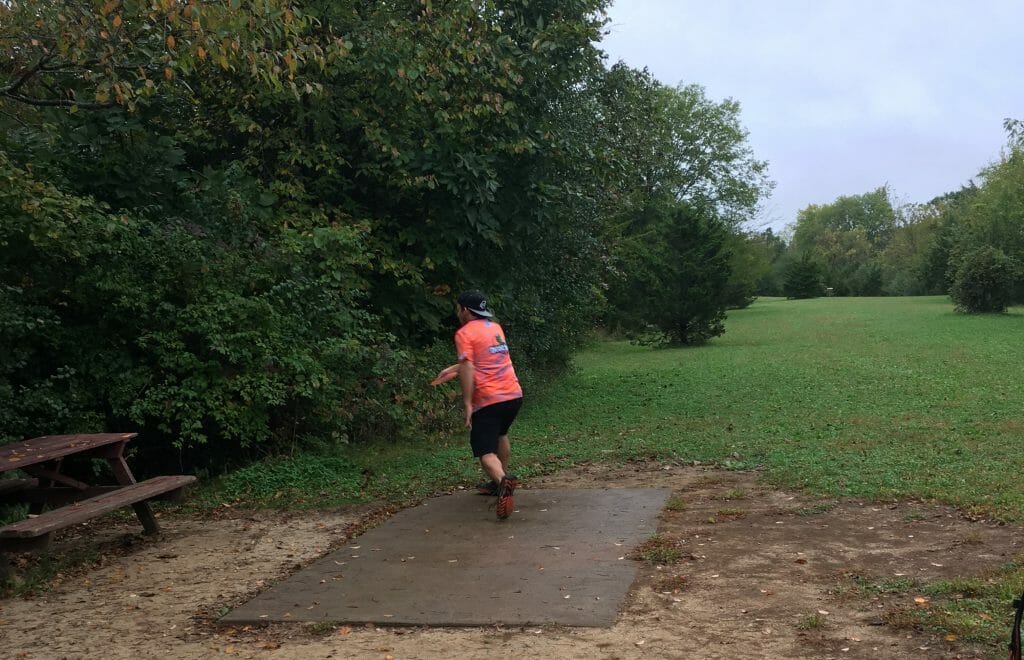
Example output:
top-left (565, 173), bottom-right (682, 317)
top-left (223, 488), bottom-right (670, 627)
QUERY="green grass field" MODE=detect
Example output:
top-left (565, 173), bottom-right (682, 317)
top-left (213, 295), bottom-right (1024, 523)
top-left (512, 295), bottom-right (1024, 520)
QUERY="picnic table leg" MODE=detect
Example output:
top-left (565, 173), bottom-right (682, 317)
top-left (105, 456), bottom-right (161, 535)
top-left (27, 459), bottom-right (60, 515)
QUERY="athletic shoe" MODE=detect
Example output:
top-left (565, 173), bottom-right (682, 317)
top-left (495, 474), bottom-right (518, 520)
top-left (476, 480), bottom-right (498, 496)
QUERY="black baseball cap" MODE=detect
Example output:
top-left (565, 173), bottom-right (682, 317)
top-left (457, 289), bottom-right (493, 318)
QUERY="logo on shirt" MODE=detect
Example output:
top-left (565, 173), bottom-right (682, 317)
top-left (488, 334), bottom-right (509, 354)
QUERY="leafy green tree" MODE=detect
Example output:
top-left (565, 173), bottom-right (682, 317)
top-left (723, 230), bottom-right (773, 308)
top-left (790, 187), bottom-right (897, 295)
top-left (918, 186), bottom-right (977, 294)
top-left (0, 0), bottom-right (776, 473)
top-left (0, 0), bottom-right (337, 111)
top-left (597, 69), bottom-right (771, 336)
top-left (879, 202), bottom-right (941, 295)
top-left (0, 0), bottom-right (624, 468)
top-left (954, 147), bottom-right (1024, 301)
top-left (792, 186), bottom-right (896, 247)
top-left (753, 228), bottom-right (789, 296)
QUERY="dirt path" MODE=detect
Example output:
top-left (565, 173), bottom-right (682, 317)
top-left (1, 462), bottom-right (1018, 659)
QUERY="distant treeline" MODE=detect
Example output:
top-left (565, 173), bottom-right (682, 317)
top-left (755, 123), bottom-right (1024, 306)
top-left (0, 1), bottom-right (773, 472)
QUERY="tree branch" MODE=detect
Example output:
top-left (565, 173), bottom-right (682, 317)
top-left (1, 91), bottom-right (114, 110)
top-left (0, 107), bottom-right (30, 127)
top-left (1, 52), bottom-right (54, 96)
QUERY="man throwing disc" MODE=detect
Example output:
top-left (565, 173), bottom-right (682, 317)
top-left (433, 290), bottom-right (523, 520)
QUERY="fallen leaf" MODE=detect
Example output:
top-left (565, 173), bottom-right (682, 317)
top-left (224, 645), bottom-right (236, 655)
top-left (945, 634), bottom-right (957, 641)
top-left (338, 626), bottom-right (352, 635)
top-left (914, 596), bottom-right (930, 605)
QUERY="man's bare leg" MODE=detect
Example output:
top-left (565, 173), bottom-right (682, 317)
top-left (497, 435), bottom-right (510, 472)
top-left (479, 453), bottom-right (505, 484)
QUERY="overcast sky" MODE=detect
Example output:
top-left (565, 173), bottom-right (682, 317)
top-left (600, 1), bottom-right (1023, 231)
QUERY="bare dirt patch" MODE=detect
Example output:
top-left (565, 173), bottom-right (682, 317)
top-left (2, 462), bottom-right (1020, 659)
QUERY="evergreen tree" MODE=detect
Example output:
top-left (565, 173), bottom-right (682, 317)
top-left (783, 254), bottom-right (824, 299)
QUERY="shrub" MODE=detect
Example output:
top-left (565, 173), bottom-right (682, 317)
top-left (950, 246), bottom-right (1018, 313)
top-left (0, 154), bottom-right (455, 474)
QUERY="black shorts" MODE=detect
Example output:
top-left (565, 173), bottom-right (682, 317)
top-left (469, 398), bottom-right (523, 458)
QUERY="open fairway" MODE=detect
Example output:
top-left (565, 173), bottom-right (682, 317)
top-left (514, 296), bottom-right (1024, 520)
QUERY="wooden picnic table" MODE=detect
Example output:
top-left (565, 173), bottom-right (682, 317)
top-left (0, 433), bottom-right (195, 577)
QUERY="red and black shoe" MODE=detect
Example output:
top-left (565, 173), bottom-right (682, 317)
top-left (476, 480), bottom-right (498, 496)
top-left (495, 474), bottom-right (518, 520)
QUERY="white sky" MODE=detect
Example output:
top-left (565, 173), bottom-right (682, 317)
top-left (600, 1), bottom-right (1024, 231)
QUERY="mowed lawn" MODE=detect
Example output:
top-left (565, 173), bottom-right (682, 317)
top-left (514, 296), bottom-right (1024, 520)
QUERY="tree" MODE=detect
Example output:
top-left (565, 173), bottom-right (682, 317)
top-left (723, 230), bottom-right (773, 308)
top-left (789, 187), bottom-right (897, 295)
top-left (950, 246), bottom-right (1018, 313)
top-left (611, 205), bottom-right (733, 345)
top-left (878, 202), bottom-right (941, 295)
top-left (753, 228), bottom-right (789, 296)
top-left (0, 0), bottom-right (777, 473)
top-left (598, 71), bottom-right (772, 338)
top-left (954, 146), bottom-right (1024, 302)
top-left (0, 0), bottom-right (338, 111)
top-left (918, 186), bottom-right (977, 295)
top-left (0, 0), bottom-right (619, 468)
top-left (783, 254), bottom-right (823, 299)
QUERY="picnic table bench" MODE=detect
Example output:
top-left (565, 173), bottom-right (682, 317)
top-left (0, 433), bottom-right (195, 578)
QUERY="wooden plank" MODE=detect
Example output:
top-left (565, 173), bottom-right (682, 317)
top-left (22, 467), bottom-right (90, 490)
top-left (0, 475), bottom-right (196, 539)
top-left (0, 485), bottom-right (122, 507)
top-left (0, 478), bottom-right (38, 495)
top-left (0, 434), bottom-right (137, 473)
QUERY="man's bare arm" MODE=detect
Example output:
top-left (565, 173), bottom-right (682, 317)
top-left (458, 359), bottom-right (475, 427)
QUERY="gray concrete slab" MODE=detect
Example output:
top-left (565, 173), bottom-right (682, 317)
top-left (222, 488), bottom-right (670, 627)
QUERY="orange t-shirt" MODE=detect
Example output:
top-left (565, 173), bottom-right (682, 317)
top-left (455, 318), bottom-right (522, 412)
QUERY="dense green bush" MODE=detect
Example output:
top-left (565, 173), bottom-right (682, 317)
top-left (950, 246), bottom-right (1018, 313)
top-left (0, 154), bottom-right (455, 472)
